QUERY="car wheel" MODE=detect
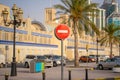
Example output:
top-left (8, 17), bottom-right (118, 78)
top-left (98, 65), bottom-right (103, 70)
top-left (24, 62), bottom-right (29, 68)
top-left (53, 62), bottom-right (57, 67)
top-left (63, 63), bottom-right (66, 66)
top-left (0, 63), bottom-right (4, 68)
top-left (47, 66), bottom-right (51, 68)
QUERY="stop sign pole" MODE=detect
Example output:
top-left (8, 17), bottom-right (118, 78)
top-left (55, 24), bottom-right (70, 80)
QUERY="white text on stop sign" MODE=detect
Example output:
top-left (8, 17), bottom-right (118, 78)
top-left (57, 30), bottom-right (68, 33)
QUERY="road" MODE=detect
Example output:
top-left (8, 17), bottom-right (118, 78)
top-left (0, 62), bottom-right (120, 80)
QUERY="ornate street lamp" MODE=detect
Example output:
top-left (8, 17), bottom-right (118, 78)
top-left (2, 4), bottom-right (24, 76)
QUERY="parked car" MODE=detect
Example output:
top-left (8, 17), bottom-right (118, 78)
top-left (97, 58), bottom-right (120, 70)
top-left (89, 55), bottom-right (97, 61)
top-left (0, 54), bottom-right (5, 68)
top-left (98, 55), bottom-right (109, 61)
top-left (89, 54), bottom-right (109, 62)
top-left (23, 55), bottom-right (53, 68)
top-left (79, 56), bottom-right (96, 62)
top-left (44, 54), bottom-right (66, 67)
top-left (114, 56), bottom-right (120, 58)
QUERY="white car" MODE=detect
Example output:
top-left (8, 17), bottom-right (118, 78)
top-left (0, 54), bottom-right (5, 68)
top-left (98, 55), bottom-right (109, 61)
top-left (23, 55), bottom-right (53, 68)
top-left (97, 58), bottom-right (120, 70)
top-left (44, 54), bottom-right (66, 67)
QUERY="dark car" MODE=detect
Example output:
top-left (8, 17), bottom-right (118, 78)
top-left (79, 56), bottom-right (96, 62)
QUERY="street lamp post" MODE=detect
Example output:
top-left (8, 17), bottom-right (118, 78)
top-left (96, 37), bottom-right (99, 64)
top-left (2, 4), bottom-right (24, 76)
top-left (119, 44), bottom-right (120, 56)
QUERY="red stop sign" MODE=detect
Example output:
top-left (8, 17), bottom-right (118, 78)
top-left (55, 24), bottom-right (70, 40)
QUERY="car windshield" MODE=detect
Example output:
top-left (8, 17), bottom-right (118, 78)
top-left (44, 55), bottom-right (61, 59)
top-left (53, 56), bottom-right (61, 59)
top-left (26, 55), bottom-right (35, 59)
top-left (37, 56), bottom-right (47, 59)
top-left (89, 55), bottom-right (96, 58)
top-left (105, 58), bottom-right (116, 62)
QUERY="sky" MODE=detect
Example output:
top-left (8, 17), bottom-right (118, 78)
top-left (0, 0), bottom-right (104, 23)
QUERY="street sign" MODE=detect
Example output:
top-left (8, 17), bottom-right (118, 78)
top-left (86, 44), bottom-right (89, 51)
top-left (55, 24), bottom-right (70, 40)
top-left (18, 49), bottom-right (20, 53)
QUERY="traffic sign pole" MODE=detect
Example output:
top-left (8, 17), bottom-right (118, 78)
top-left (61, 40), bottom-right (63, 80)
top-left (55, 24), bottom-right (70, 80)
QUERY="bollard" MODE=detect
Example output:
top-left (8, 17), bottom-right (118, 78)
top-left (68, 70), bottom-right (71, 80)
top-left (42, 71), bottom-right (45, 80)
top-left (85, 68), bottom-right (88, 80)
top-left (4, 73), bottom-right (9, 80)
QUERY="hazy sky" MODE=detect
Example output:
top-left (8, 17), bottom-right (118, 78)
top-left (0, 0), bottom-right (104, 23)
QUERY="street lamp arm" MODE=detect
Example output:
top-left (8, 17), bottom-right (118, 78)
top-left (3, 18), bottom-right (25, 27)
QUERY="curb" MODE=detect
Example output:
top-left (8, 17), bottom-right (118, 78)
top-left (73, 77), bottom-right (120, 80)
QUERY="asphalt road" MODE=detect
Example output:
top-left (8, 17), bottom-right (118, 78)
top-left (0, 62), bottom-right (120, 80)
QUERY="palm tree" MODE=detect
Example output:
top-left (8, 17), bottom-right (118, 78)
top-left (99, 23), bottom-right (120, 58)
top-left (54, 0), bottom-right (99, 67)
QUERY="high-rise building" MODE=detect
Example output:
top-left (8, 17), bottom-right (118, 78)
top-left (89, 8), bottom-right (106, 31)
top-left (101, 0), bottom-right (117, 18)
top-left (101, 0), bottom-right (120, 28)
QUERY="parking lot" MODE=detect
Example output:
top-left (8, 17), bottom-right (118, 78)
top-left (0, 62), bottom-right (120, 80)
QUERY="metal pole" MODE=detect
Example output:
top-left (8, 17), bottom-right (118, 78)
top-left (85, 68), bottom-right (88, 80)
top-left (11, 15), bottom-right (17, 76)
top-left (119, 44), bottom-right (120, 56)
top-left (85, 46), bottom-right (88, 80)
top-left (42, 71), bottom-right (45, 80)
top-left (68, 70), bottom-right (71, 80)
top-left (5, 45), bottom-right (8, 68)
top-left (96, 38), bottom-right (98, 64)
top-left (4, 73), bottom-right (9, 80)
top-left (61, 40), bottom-right (64, 80)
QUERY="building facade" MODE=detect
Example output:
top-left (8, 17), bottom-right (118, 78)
top-left (0, 2), bottom-right (119, 63)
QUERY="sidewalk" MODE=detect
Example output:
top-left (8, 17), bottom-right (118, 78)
top-left (0, 63), bottom-right (120, 80)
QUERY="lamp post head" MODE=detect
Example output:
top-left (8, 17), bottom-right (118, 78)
top-left (2, 8), bottom-right (9, 23)
top-left (17, 8), bottom-right (23, 21)
top-left (12, 4), bottom-right (18, 16)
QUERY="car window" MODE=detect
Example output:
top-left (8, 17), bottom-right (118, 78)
top-left (53, 56), bottom-right (61, 59)
top-left (44, 55), bottom-right (52, 59)
top-left (37, 56), bottom-right (46, 59)
top-left (26, 55), bottom-right (35, 59)
top-left (106, 58), bottom-right (111, 62)
top-left (89, 55), bottom-right (96, 58)
top-left (89, 56), bottom-right (93, 58)
top-left (105, 58), bottom-right (115, 62)
top-left (116, 59), bottom-right (120, 65)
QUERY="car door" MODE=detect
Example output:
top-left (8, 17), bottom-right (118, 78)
top-left (104, 58), bottom-right (116, 68)
top-left (108, 58), bottom-right (116, 68)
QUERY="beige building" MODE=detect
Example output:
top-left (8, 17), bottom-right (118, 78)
top-left (0, 4), bottom-right (119, 63)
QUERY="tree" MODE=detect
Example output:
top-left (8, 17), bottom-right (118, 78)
top-left (99, 23), bottom-right (120, 58)
top-left (54, 0), bottom-right (99, 67)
